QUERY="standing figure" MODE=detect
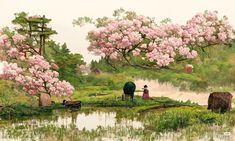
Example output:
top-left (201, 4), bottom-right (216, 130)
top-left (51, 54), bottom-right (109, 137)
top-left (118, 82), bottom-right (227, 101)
top-left (142, 85), bottom-right (150, 99)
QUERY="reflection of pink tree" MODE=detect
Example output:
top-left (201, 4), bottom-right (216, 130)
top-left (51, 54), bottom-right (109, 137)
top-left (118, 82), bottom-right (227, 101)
top-left (0, 31), bottom-right (74, 105)
top-left (85, 11), bottom-right (234, 68)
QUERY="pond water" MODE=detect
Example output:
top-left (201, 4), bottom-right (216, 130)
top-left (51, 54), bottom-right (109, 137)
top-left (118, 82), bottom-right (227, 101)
top-left (135, 79), bottom-right (235, 106)
top-left (0, 109), bottom-right (235, 141)
top-left (0, 109), bottom-right (144, 141)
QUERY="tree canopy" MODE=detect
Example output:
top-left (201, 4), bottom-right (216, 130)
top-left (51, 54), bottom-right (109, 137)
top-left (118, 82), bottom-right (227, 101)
top-left (74, 9), bottom-right (234, 69)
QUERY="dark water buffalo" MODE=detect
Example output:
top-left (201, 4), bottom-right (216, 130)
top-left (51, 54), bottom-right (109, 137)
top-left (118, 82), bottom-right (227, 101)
top-left (208, 92), bottom-right (233, 113)
top-left (62, 100), bottom-right (81, 109)
top-left (123, 81), bottom-right (136, 101)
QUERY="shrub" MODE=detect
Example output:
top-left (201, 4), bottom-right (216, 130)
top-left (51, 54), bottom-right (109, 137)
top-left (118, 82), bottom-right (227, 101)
top-left (155, 109), bottom-right (192, 132)
top-left (144, 108), bottom-right (224, 133)
top-left (0, 103), bottom-right (65, 119)
top-left (196, 111), bottom-right (223, 125)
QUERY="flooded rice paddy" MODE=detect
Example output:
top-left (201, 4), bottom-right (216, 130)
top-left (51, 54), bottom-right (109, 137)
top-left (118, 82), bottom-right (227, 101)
top-left (1, 79), bottom-right (235, 141)
top-left (0, 108), bottom-right (235, 141)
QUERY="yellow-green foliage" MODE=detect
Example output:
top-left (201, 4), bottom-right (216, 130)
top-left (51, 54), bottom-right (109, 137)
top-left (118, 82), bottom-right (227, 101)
top-left (143, 107), bottom-right (231, 133)
top-left (0, 80), bottom-right (32, 105)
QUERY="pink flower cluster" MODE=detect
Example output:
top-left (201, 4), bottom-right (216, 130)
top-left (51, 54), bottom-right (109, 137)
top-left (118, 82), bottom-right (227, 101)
top-left (88, 15), bottom-right (150, 60)
top-left (0, 61), bottom-right (23, 80)
top-left (183, 11), bottom-right (234, 44)
top-left (0, 33), bottom-right (28, 60)
top-left (0, 32), bottom-right (74, 97)
top-left (28, 55), bottom-right (51, 70)
top-left (87, 11), bottom-right (234, 67)
top-left (12, 34), bottom-right (26, 43)
top-left (0, 34), bottom-right (10, 47)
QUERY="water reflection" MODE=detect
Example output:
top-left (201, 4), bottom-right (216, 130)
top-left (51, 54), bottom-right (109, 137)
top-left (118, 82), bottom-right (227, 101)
top-left (1, 109), bottom-right (235, 141)
top-left (0, 110), bottom-right (143, 141)
top-left (135, 79), bottom-right (226, 105)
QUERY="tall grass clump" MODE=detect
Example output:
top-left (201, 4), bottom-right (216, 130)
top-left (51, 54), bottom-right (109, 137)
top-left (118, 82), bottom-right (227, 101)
top-left (143, 108), bottom-right (226, 133)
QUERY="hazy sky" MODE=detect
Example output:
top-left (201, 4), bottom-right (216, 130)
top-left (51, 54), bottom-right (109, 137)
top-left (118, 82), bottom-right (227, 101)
top-left (1, 0), bottom-right (235, 63)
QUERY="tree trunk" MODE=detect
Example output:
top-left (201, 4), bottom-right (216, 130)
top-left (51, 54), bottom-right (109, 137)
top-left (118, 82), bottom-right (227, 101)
top-left (39, 93), bottom-right (52, 107)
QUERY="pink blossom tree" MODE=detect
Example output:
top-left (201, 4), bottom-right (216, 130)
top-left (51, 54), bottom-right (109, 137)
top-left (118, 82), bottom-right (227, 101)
top-left (74, 10), bottom-right (234, 69)
top-left (0, 29), bottom-right (74, 106)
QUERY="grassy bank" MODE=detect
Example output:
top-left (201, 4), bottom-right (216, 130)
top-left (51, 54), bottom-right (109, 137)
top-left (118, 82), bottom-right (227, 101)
top-left (0, 103), bottom-right (65, 119)
top-left (0, 95), bottom-right (197, 119)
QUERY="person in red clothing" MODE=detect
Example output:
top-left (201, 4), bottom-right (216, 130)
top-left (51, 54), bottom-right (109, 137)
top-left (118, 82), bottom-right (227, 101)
top-left (142, 85), bottom-right (150, 99)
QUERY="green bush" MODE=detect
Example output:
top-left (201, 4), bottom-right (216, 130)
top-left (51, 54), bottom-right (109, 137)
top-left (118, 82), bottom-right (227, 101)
top-left (155, 109), bottom-right (192, 132)
top-left (196, 111), bottom-right (223, 125)
top-left (144, 108), bottom-right (224, 132)
top-left (0, 103), bottom-right (65, 119)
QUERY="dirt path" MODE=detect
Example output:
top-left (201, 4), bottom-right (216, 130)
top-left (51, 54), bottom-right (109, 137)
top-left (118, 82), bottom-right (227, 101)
top-left (134, 79), bottom-right (234, 106)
